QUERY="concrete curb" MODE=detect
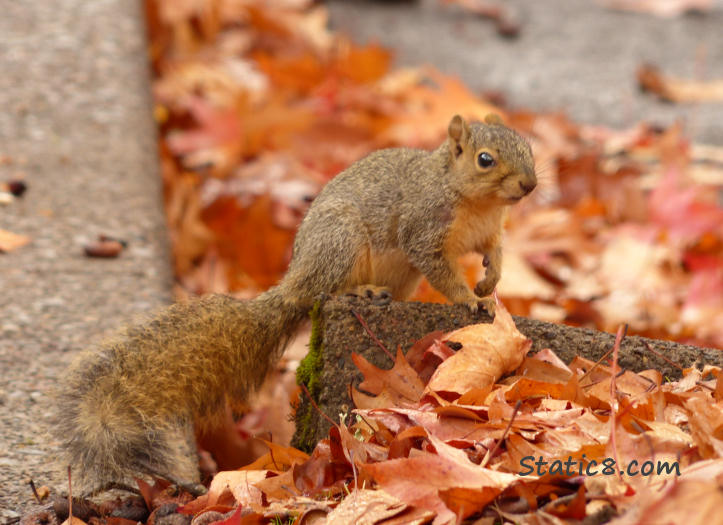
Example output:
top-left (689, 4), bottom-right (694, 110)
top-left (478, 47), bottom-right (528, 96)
top-left (0, 0), bottom-right (171, 514)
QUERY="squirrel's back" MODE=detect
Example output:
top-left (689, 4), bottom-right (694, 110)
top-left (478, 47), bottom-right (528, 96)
top-left (319, 146), bottom-right (440, 203)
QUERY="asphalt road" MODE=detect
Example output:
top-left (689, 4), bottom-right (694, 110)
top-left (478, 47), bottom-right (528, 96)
top-left (329, 0), bottom-right (723, 143)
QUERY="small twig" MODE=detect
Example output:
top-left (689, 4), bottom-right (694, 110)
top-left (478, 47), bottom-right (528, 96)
top-left (642, 341), bottom-right (685, 373)
top-left (637, 372), bottom-right (658, 392)
top-left (349, 449), bottom-right (358, 492)
top-left (355, 413), bottom-right (376, 434)
top-left (578, 348), bottom-right (615, 384)
top-left (480, 400), bottom-right (521, 468)
top-left (696, 381), bottom-right (716, 392)
top-left (280, 484), bottom-right (297, 498)
top-left (541, 492), bottom-right (613, 512)
top-left (300, 383), bottom-right (337, 428)
top-left (28, 478), bottom-right (42, 504)
top-left (581, 377), bottom-right (608, 390)
top-left (347, 384), bottom-right (376, 432)
top-left (579, 325), bottom-right (628, 384)
top-left (269, 446), bottom-right (280, 471)
top-left (67, 466), bottom-right (73, 522)
top-left (350, 309), bottom-right (394, 361)
top-left (609, 325), bottom-right (625, 481)
top-left (630, 419), bottom-right (657, 468)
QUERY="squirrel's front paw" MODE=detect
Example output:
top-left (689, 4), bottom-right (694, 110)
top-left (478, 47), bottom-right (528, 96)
top-left (346, 284), bottom-right (393, 306)
top-left (464, 297), bottom-right (496, 319)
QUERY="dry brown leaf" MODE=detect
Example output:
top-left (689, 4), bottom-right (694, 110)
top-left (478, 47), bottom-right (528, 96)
top-left (600, 0), bottom-right (713, 17)
top-left (206, 470), bottom-right (267, 508)
top-left (638, 63), bottom-right (723, 102)
top-left (606, 479), bottom-right (723, 525)
top-left (251, 469), bottom-right (297, 501)
top-left (323, 489), bottom-right (409, 525)
top-left (358, 406), bottom-right (498, 444)
top-left (61, 518), bottom-right (88, 525)
top-left (686, 396), bottom-right (723, 458)
top-left (376, 506), bottom-right (437, 525)
top-left (352, 385), bottom-right (403, 411)
top-left (353, 347), bottom-right (425, 406)
top-left (0, 228), bottom-right (30, 252)
top-left (496, 249), bottom-right (557, 300)
top-left (362, 444), bottom-right (517, 524)
top-left (425, 301), bottom-right (531, 396)
top-left (240, 439), bottom-right (309, 471)
top-left (83, 239), bottom-right (124, 258)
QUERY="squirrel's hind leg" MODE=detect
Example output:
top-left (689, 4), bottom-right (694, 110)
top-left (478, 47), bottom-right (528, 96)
top-left (145, 420), bottom-right (205, 491)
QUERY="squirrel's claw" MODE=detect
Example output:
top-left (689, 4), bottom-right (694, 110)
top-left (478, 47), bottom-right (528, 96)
top-left (464, 296), bottom-right (496, 320)
top-left (346, 285), bottom-right (393, 306)
top-left (479, 297), bottom-right (496, 319)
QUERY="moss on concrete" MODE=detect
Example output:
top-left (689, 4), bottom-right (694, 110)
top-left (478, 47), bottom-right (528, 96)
top-left (292, 300), bottom-right (325, 452)
top-left (296, 300), bottom-right (324, 396)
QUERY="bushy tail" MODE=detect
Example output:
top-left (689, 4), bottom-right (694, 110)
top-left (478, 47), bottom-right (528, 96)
top-left (53, 289), bottom-right (307, 492)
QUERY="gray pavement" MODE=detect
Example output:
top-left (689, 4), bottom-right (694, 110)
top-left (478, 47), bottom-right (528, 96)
top-left (0, 0), bottom-right (171, 516)
top-left (329, 0), bottom-right (723, 144)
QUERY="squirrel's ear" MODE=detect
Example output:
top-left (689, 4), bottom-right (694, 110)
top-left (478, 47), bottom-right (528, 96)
top-left (448, 115), bottom-right (469, 141)
top-left (484, 113), bottom-right (504, 126)
top-left (448, 115), bottom-right (470, 157)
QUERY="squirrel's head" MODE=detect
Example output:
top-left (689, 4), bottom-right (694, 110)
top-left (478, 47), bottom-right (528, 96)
top-left (446, 114), bottom-right (536, 203)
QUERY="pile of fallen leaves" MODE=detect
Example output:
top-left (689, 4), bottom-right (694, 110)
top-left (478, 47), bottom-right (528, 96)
top-left (146, 0), bottom-right (723, 348)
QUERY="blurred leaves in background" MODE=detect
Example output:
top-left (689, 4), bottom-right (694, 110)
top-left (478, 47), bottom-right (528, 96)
top-left (145, 0), bottom-right (723, 348)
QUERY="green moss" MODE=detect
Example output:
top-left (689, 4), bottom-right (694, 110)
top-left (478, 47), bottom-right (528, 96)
top-left (294, 407), bottom-right (317, 453)
top-left (296, 300), bottom-right (324, 396)
top-left (294, 300), bottom-right (325, 452)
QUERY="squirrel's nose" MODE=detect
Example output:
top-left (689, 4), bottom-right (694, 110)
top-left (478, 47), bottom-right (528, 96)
top-left (519, 180), bottom-right (536, 195)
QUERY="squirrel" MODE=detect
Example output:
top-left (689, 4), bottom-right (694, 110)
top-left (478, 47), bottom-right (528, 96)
top-left (54, 114), bottom-right (536, 494)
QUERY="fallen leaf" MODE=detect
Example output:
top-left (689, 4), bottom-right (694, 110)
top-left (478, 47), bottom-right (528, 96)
top-left (83, 240), bottom-right (124, 258)
top-left (206, 470), bottom-right (266, 508)
top-left (61, 518), bottom-right (87, 525)
top-left (0, 229), bottom-right (31, 253)
top-left (353, 347), bottom-right (425, 406)
top-left (323, 489), bottom-right (409, 525)
top-left (362, 447), bottom-right (517, 524)
top-left (638, 63), bottom-right (723, 102)
top-left (425, 301), bottom-right (531, 396)
top-left (600, 0), bottom-right (713, 17)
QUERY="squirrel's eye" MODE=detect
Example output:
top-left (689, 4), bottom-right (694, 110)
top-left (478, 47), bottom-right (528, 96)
top-left (477, 152), bottom-right (496, 169)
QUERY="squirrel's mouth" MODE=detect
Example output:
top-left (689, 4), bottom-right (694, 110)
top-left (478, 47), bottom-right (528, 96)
top-left (505, 194), bottom-right (525, 203)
